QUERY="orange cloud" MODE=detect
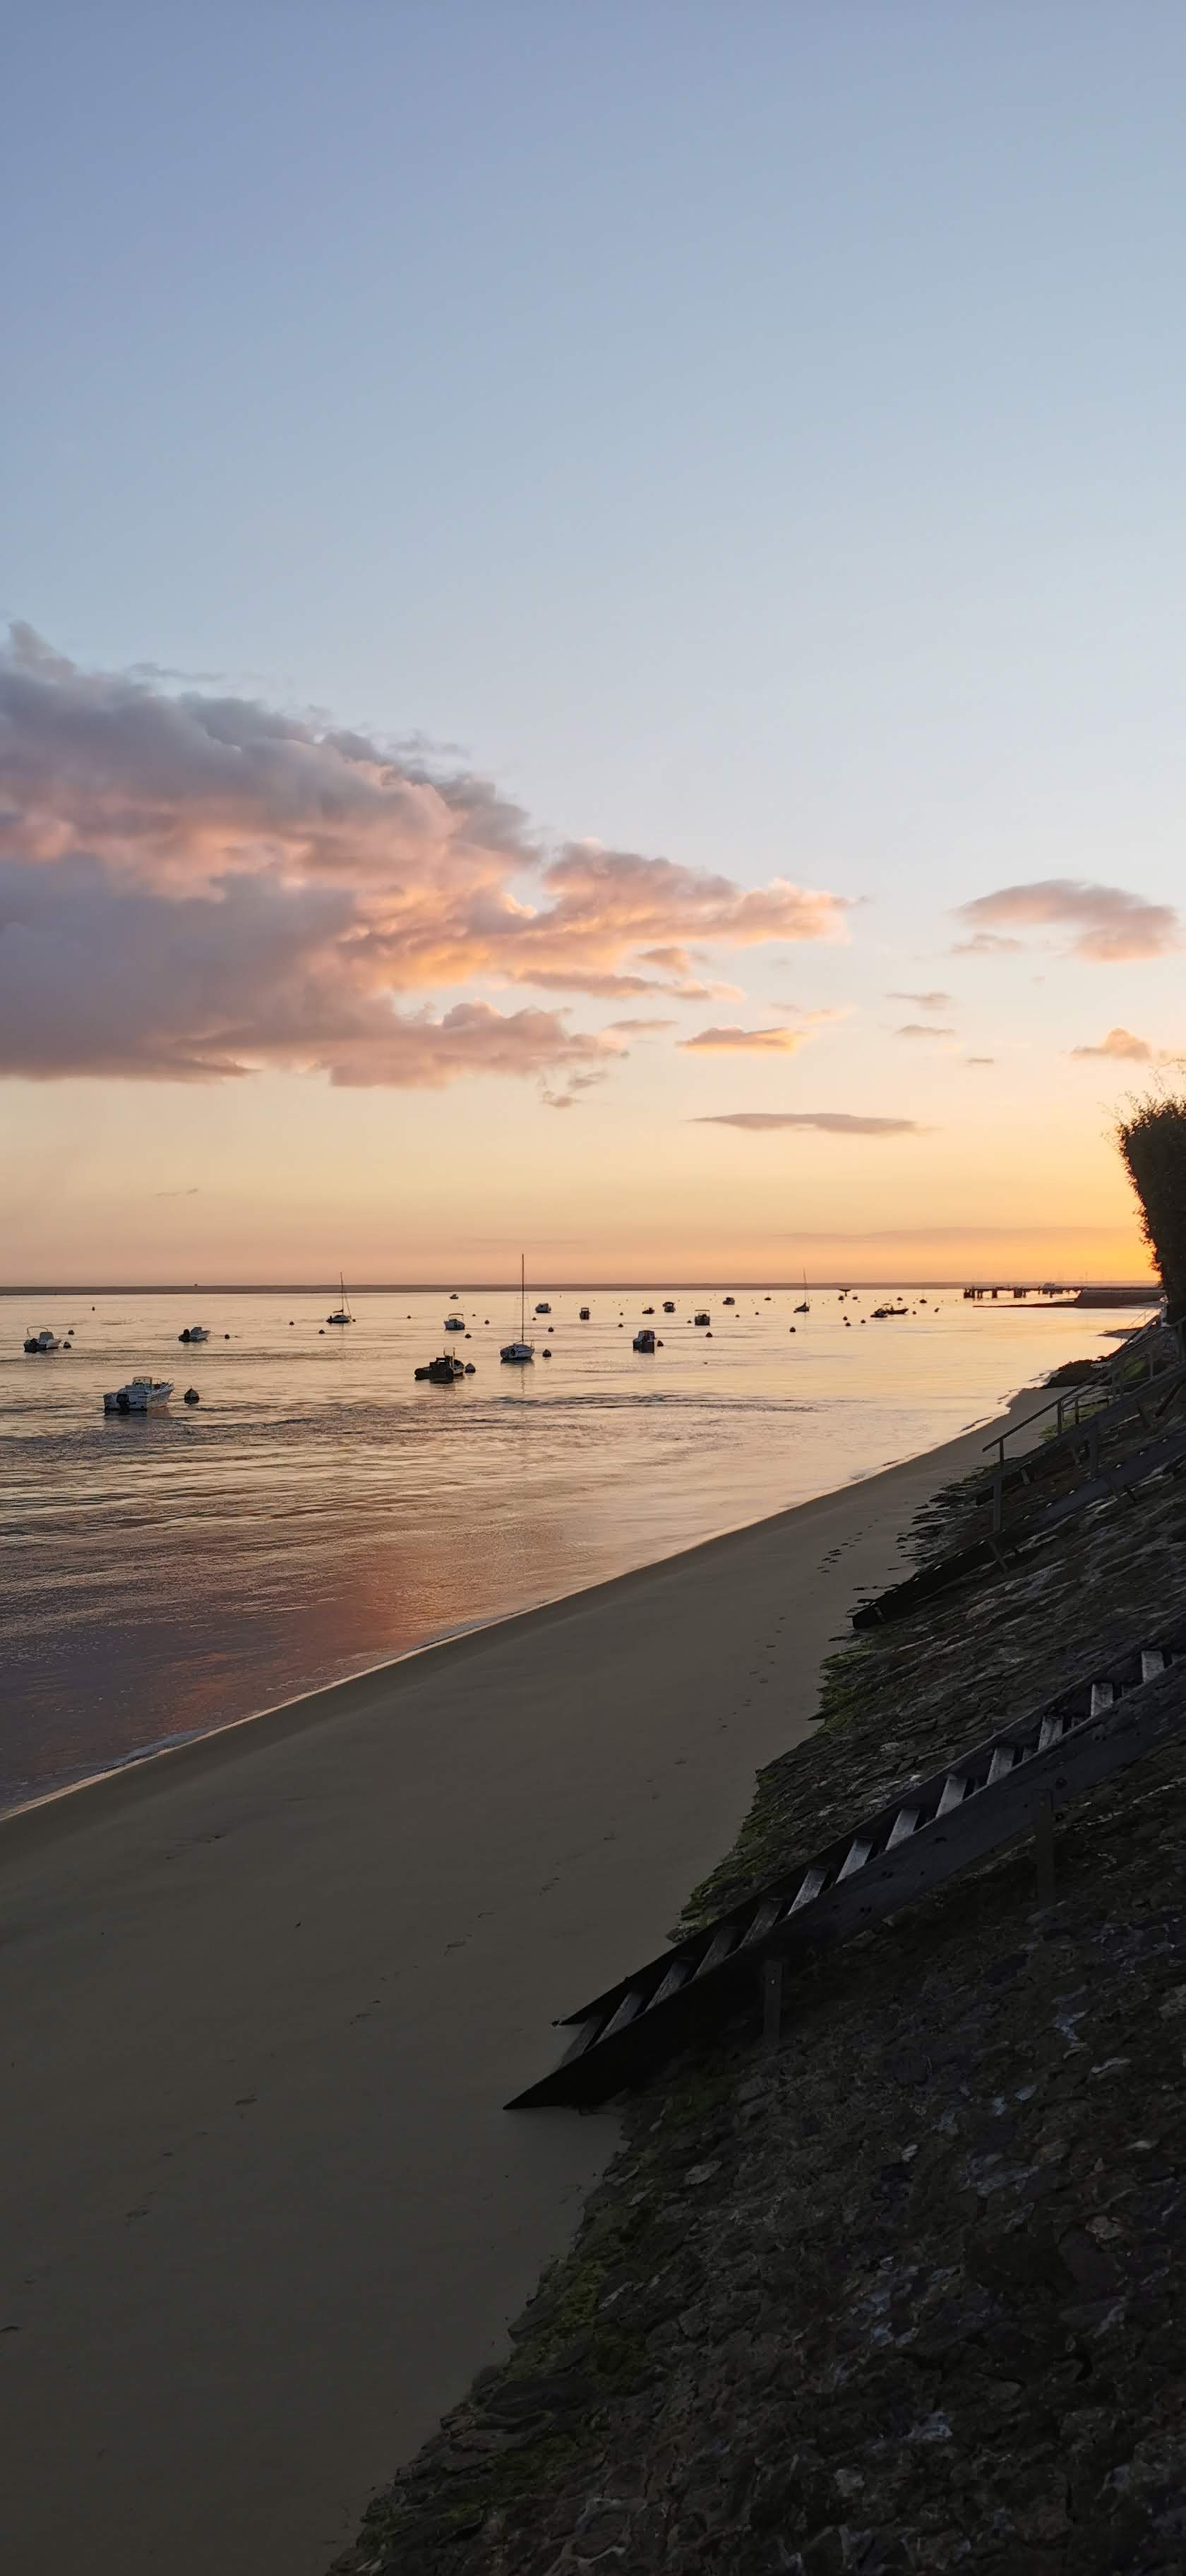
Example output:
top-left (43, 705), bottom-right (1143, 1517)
top-left (693, 1112), bottom-right (924, 1134)
top-left (1069, 1027), bottom-right (1175, 1064)
top-left (680, 1025), bottom-right (811, 1053)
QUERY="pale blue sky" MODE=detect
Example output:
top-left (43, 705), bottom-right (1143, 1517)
top-left (3, 3), bottom-right (1184, 1275)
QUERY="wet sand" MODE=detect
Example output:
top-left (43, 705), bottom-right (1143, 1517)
top-left (0, 1389), bottom-right (1043, 2575)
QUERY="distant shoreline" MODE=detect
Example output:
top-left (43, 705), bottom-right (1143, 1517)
top-left (0, 1278), bottom-right (1158, 1297)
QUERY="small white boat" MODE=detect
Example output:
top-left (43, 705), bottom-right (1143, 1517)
top-left (501, 1257), bottom-right (537, 1364)
top-left (23, 1328), bottom-right (59, 1353)
top-left (327, 1273), bottom-right (354, 1324)
top-left (178, 1323), bottom-right (210, 1344)
top-left (444, 1314), bottom-right (465, 1331)
top-left (104, 1377), bottom-right (174, 1414)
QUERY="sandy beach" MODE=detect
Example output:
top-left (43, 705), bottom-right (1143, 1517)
top-left (0, 1388), bottom-right (1045, 2575)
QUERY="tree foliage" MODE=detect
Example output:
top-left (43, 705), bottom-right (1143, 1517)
top-left (1118, 1090), bottom-right (1186, 1320)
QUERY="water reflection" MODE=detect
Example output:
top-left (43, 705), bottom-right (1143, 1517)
top-left (0, 1287), bottom-right (1135, 1811)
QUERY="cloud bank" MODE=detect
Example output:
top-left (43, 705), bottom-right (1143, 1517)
top-left (954, 878), bottom-right (1180, 963)
top-left (0, 625), bottom-right (851, 1087)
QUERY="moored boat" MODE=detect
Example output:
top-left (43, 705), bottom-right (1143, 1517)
top-left (693, 1309), bottom-right (710, 1327)
top-left (501, 1257), bottom-right (537, 1364)
top-left (416, 1353), bottom-right (465, 1382)
top-left (444, 1314), bottom-right (465, 1331)
top-left (178, 1323), bottom-right (210, 1343)
top-left (662, 1300), bottom-right (676, 1313)
top-left (23, 1328), bottom-right (59, 1352)
top-left (327, 1273), bottom-right (354, 1324)
top-left (579, 1306), bottom-right (591, 1320)
top-left (104, 1377), bottom-right (174, 1414)
top-left (633, 1328), bottom-right (657, 1352)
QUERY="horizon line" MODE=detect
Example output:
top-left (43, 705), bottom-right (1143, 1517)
top-left (0, 1277), bottom-right (1160, 1297)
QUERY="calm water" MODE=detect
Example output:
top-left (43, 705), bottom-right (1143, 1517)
top-left (0, 1286), bottom-right (1142, 1814)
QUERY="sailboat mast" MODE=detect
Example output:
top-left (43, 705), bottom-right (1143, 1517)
top-left (521, 1252), bottom-right (526, 1339)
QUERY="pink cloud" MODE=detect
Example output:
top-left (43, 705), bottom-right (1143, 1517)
top-left (0, 626), bottom-right (851, 1088)
top-left (954, 878), bottom-right (1180, 963)
top-left (895, 1022), bottom-right (956, 1039)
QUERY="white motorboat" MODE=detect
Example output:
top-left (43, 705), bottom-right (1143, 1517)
top-left (178, 1323), bottom-right (210, 1343)
top-left (327, 1273), bottom-right (354, 1324)
top-left (501, 1257), bottom-right (537, 1364)
top-left (23, 1328), bottom-right (59, 1352)
top-left (104, 1377), bottom-right (174, 1414)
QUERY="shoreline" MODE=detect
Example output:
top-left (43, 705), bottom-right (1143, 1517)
top-left (0, 1380), bottom-right (1053, 2575)
top-left (4, 1387), bottom-right (1044, 1846)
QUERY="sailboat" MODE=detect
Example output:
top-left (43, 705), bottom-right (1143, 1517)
top-left (500, 1256), bottom-right (536, 1364)
top-left (326, 1274), bottom-right (354, 1325)
top-left (794, 1267), bottom-right (810, 1316)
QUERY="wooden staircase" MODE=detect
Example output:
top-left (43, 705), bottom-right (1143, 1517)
top-left (509, 1617), bottom-right (1186, 2109)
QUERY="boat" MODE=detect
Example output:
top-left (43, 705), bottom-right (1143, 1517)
top-left (534, 1301), bottom-right (551, 1316)
top-left (178, 1323), bottom-right (210, 1344)
top-left (794, 1268), bottom-right (811, 1315)
top-left (23, 1328), bottom-right (59, 1352)
top-left (501, 1258), bottom-right (537, 1364)
top-left (104, 1377), bottom-right (174, 1414)
top-left (326, 1275), bottom-right (354, 1324)
top-left (871, 1303), bottom-right (909, 1320)
top-left (443, 1315), bottom-right (465, 1331)
top-left (723, 1295), bottom-right (736, 1306)
top-left (633, 1328), bottom-right (657, 1352)
top-left (415, 1353), bottom-right (465, 1383)
top-left (693, 1309), bottom-right (710, 1327)
top-left (579, 1306), bottom-right (591, 1320)
top-left (662, 1300), bottom-right (676, 1313)
top-left (642, 1306), bottom-right (655, 1315)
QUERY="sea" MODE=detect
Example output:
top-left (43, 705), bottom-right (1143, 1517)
top-left (0, 1284), bottom-right (1148, 1816)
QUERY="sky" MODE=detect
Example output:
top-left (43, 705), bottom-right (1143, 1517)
top-left (2, 1), bottom-right (1184, 1283)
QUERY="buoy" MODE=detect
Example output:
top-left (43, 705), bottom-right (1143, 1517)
top-left (184, 1388), bottom-right (200, 1405)
top-left (542, 1348), bottom-right (552, 1359)
top-left (465, 1362), bottom-right (475, 1373)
